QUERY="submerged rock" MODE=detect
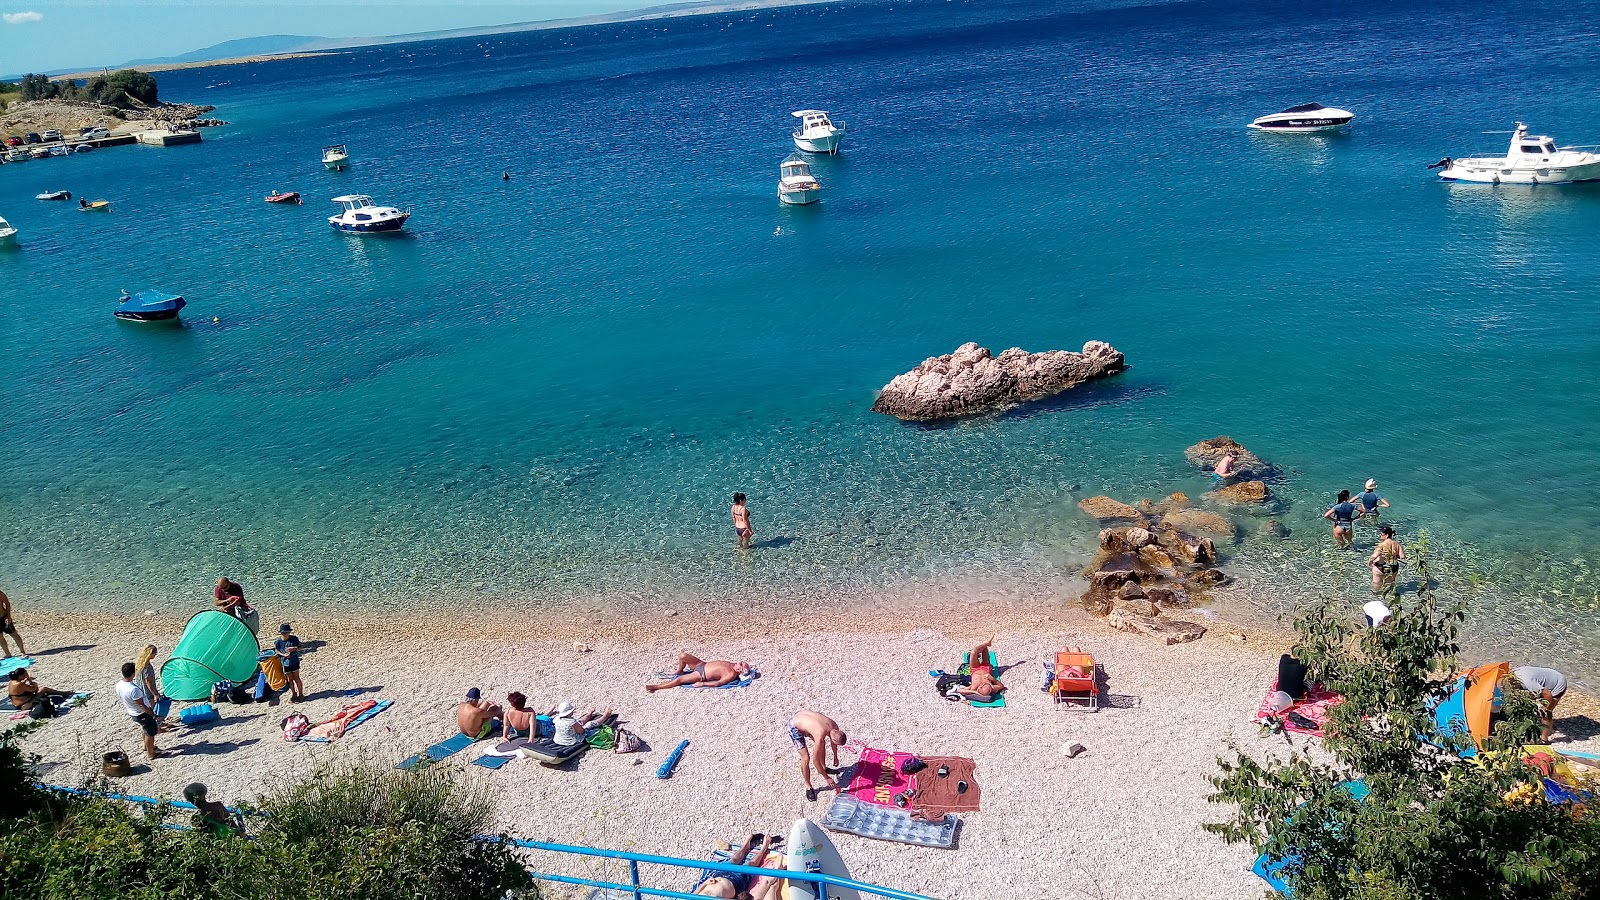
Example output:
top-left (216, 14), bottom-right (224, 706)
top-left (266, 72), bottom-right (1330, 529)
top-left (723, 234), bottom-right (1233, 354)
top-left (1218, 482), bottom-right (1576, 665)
top-left (1079, 496), bottom-right (1141, 520)
top-left (872, 341), bottom-right (1126, 421)
top-left (1208, 480), bottom-right (1272, 504)
top-left (1107, 607), bottom-right (1207, 645)
top-left (1099, 526), bottom-right (1154, 552)
top-left (1161, 508), bottom-right (1234, 538)
top-left (1260, 519), bottom-right (1291, 540)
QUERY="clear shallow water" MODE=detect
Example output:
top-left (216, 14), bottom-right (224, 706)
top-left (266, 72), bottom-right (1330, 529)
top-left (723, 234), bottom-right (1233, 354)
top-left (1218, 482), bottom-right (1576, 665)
top-left (2, 0), bottom-right (1598, 681)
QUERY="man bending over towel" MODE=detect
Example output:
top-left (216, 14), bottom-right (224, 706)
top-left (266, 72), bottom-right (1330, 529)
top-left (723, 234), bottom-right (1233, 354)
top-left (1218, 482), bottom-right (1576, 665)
top-left (457, 688), bottom-right (502, 739)
top-left (790, 709), bottom-right (847, 802)
top-left (646, 653), bottom-right (751, 692)
top-left (956, 637), bottom-right (1006, 703)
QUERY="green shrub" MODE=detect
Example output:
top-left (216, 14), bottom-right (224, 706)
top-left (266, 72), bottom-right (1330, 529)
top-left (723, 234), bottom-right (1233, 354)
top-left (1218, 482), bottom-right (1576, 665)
top-left (1206, 537), bottom-right (1600, 899)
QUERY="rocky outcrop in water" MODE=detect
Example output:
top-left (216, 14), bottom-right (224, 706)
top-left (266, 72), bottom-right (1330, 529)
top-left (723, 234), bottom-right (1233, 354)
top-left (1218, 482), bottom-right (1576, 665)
top-left (1184, 436), bottom-right (1276, 479)
top-left (872, 341), bottom-right (1125, 421)
top-left (1079, 496), bottom-right (1142, 521)
top-left (1207, 480), bottom-right (1272, 504)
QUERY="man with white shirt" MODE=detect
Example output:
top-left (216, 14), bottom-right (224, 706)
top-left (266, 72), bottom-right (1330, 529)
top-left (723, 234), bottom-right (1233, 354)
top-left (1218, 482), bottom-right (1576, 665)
top-left (115, 661), bottom-right (161, 761)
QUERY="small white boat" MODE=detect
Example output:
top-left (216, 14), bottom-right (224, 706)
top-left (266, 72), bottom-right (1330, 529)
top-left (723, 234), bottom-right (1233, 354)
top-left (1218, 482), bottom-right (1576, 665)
top-left (1248, 103), bottom-right (1355, 133)
top-left (73, 143), bottom-right (94, 153)
top-left (792, 110), bottom-right (845, 154)
top-left (5, 149), bottom-right (29, 163)
top-left (36, 190), bottom-right (71, 201)
top-left (778, 152), bottom-right (821, 205)
top-left (29, 148), bottom-right (49, 160)
top-left (322, 144), bottom-right (350, 171)
top-left (328, 194), bottom-right (409, 233)
top-left (0, 215), bottom-right (17, 247)
top-left (47, 146), bottom-right (69, 157)
top-left (1433, 122), bottom-right (1600, 185)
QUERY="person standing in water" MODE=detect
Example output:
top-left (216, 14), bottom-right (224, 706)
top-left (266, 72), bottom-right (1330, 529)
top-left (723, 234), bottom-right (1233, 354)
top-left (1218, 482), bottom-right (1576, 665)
top-left (1323, 490), bottom-right (1361, 549)
top-left (1355, 478), bottom-right (1389, 519)
top-left (731, 492), bottom-right (753, 550)
top-left (1368, 524), bottom-right (1405, 593)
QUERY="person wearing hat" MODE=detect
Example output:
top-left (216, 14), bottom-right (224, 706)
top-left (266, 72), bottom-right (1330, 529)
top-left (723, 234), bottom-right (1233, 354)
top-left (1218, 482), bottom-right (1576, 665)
top-left (1354, 479), bottom-right (1389, 519)
top-left (550, 701), bottom-right (612, 747)
top-left (183, 782), bottom-right (243, 837)
top-left (1362, 599), bottom-right (1393, 628)
top-left (273, 623), bottom-right (304, 702)
top-left (1367, 524), bottom-right (1405, 594)
top-left (456, 687), bottom-right (503, 739)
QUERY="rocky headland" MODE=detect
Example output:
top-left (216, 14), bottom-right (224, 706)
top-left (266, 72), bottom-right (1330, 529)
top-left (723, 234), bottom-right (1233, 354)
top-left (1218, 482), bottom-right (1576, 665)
top-left (872, 341), bottom-right (1125, 421)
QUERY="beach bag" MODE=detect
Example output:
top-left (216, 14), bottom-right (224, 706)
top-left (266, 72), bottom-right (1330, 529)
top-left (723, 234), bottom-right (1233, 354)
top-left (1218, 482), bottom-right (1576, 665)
top-left (613, 727), bottom-right (643, 754)
top-left (586, 724), bottom-right (617, 750)
top-left (102, 751), bottom-right (132, 778)
top-left (211, 681), bottom-right (233, 704)
top-left (934, 673), bottom-right (968, 698)
top-left (281, 713), bottom-right (311, 742)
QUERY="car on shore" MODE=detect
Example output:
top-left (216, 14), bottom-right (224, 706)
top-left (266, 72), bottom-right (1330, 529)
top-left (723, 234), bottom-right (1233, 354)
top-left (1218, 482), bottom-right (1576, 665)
top-left (23, 132), bottom-right (41, 144)
top-left (4, 137), bottom-right (21, 147)
top-left (41, 129), bottom-right (63, 143)
top-left (79, 126), bottom-right (110, 139)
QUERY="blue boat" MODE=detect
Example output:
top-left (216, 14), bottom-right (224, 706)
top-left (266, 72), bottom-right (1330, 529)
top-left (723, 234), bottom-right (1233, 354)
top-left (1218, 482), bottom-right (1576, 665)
top-left (116, 289), bottom-right (187, 322)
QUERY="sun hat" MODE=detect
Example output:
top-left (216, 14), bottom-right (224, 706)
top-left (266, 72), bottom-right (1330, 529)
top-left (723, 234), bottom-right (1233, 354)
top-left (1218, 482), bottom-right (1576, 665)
top-left (1365, 478), bottom-right (1377, 490)
top-left (1363, 600), bottom-right (1392, 627)
top-left (278, 623), bottom-right (292, 633)
top-left (465, 688), bottom-right (481, 701)
top-left (556, 701), bottom-right (576, 716)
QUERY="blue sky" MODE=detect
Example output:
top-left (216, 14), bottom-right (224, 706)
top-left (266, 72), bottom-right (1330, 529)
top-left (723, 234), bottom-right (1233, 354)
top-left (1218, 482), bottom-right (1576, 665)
top-left (1, 1), bottom-right (649, 74)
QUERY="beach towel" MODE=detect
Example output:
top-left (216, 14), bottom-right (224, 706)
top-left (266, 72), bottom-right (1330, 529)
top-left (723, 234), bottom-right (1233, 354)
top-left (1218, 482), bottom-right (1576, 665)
top-left (300, 699), bottom-right (392, 743)
top-left (472, 749), bottom-right (519, 769)
top-left (397, 732), bottom-right (479, 770)
top-left (1254, 679), bottom-right (1344, 737)
top-left (0, 656), bottom-right (35, 679)
top-left (822, 795), bottom-right (960, 849)
top-left (846, 747), bottom-right (917, 807)
top-left (718, 668), bottom-right (760, 689)
top-left (908, 756), bottom-right (981, 820)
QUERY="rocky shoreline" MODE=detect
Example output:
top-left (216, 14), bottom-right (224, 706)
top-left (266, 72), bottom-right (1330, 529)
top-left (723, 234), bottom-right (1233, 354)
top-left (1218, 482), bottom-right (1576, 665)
top-left (0, 99), bottom-right (222, 142)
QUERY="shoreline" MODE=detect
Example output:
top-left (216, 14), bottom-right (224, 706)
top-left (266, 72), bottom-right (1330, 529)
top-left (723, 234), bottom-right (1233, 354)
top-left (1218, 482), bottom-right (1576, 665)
top-left (47, 53), bottom-right (333, 82)
top-left (10, 594), bottom-right (1598, 900)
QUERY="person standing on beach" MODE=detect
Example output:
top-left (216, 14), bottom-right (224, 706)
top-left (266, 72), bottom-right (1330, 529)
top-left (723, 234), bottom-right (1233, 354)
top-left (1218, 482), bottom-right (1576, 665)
top-left (731, 493), bottom-right (753, 549)
top-left (134, 644), bottom-right (175, 731)
top-left (274, 623), bottom-right (304, 702)
top-left (116, 662), bottom-right (161, 761)
top-left (0, 589), bottom-right (25, 657)
top-left (1323, 490), bottom-right (1361, 549)
top-left (789, 709), bottom-right (847, 801)
top-left (1354, 479), bottom-right (1389, 519)
top-left (1368, 525), bottom-right (1405, 594)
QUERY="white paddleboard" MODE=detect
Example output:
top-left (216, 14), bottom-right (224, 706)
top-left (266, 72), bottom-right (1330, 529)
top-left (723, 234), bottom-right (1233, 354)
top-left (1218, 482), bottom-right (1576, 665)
top-left (785, 818), bottom-right (861, 900)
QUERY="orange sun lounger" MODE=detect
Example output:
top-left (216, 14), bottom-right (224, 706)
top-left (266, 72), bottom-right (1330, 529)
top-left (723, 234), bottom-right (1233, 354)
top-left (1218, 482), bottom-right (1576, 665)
top-left (1051, 649), bottom-right (1099, 711)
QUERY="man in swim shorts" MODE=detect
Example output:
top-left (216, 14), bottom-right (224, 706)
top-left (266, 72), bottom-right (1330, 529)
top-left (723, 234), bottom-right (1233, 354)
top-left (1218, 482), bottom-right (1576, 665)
top-left (1513, 665), bottom-right (1568, 742)
top-left (1323, 490), bottom-right (1361, 549)
top-left (646, 652), bottom-right (751, 691)
top-left (731, 492), bottom-right (753, 550)
top-left (0, 589), bottom-right (27, 657)
top-left (456, 687), bottom-right (502, 739)
top-left (1213, 452), bottom-right (1237, 482)
top-left (789, 708), bottom-right (847, 801)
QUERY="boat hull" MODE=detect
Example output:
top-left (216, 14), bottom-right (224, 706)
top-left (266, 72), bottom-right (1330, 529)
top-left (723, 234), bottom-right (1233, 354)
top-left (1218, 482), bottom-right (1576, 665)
top-left (1248, 121), bottom-right (1352, 133)
top-left (793, 134), bottom-right (842, 154)
top-left (778, 188), bottom-right (820, 205)
top-left (1440, 160), bottom-right (1600, 184)
top-left (114, 308), bottom-right (183, 322)
top-left (329, 213), bottom-right (409, 233)
top-left (324, 159), bottom-right (348, 171)
top-left (0, 231), bottom-right (18, 247)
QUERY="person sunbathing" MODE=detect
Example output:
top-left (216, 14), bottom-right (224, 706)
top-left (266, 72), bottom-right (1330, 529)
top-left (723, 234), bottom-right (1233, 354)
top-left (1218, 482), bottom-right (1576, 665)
top-left (956, 638), bottom-right (1006, 702)
top-left (646, 652), bottom-right (752, 692)
top-left (697, 832), bottom-right (774, 898)
top-left (306, 700), bottom-right (376, 741)
top-left (456, 688), bottom-right (503, 739)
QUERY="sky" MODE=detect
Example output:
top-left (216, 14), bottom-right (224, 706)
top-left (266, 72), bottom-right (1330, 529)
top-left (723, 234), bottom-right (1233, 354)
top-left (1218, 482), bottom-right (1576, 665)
top-left (0, 0), bottom-right (651, 74)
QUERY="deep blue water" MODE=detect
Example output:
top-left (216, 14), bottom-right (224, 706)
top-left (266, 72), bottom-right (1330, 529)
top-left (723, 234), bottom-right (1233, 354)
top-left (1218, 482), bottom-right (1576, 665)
top-left (3, 0), bottom-right (1599, 681)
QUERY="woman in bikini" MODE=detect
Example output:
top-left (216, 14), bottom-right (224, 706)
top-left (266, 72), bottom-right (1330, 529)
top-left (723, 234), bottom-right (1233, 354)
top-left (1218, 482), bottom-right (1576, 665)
top-left (731, 493), bottom-right (753, 549)
top-left (1368, 524), bottom-right (1405, 593)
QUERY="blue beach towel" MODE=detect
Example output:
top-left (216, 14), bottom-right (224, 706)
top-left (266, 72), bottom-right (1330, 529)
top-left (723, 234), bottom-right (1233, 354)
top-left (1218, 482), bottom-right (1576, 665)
top-left (472, 752), bottom-right (517, 770)
top-left (0, 657), bottom-right (34, 679)
top-left (300, 700), bottom-right (393, 743)
top-left (398, 732), bottom-right (479, 770)
top-left (718, 669), bottom-right (760, 689)
top-left (657, 740), bottom-right (690, 778)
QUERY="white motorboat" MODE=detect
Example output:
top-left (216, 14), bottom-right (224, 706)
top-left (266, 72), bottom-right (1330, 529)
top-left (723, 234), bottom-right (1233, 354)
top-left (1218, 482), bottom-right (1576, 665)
top-left (1433, 122), bottom-right (1600, 185)
top-left (1248, 103), bottom-right (1355, 133)
top-left (328, 194), bottom-right (409, 233)
top-left (47, 146), bottom-right (69, 157)
top-left (0, 215), bottom-right (17, 247)
top-left (5, 149), bottom-right (29, 163)
top-left (792, 110), bottom-right (845, 154)
top-left (322, 144), bottom-right (350, 171)
top-left (778, 152), bottom-right (821, 205)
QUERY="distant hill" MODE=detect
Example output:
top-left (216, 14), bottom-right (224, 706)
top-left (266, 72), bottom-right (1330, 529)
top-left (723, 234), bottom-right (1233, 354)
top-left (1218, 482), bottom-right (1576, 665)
top-left (122, 35), bottom-right (328, 67)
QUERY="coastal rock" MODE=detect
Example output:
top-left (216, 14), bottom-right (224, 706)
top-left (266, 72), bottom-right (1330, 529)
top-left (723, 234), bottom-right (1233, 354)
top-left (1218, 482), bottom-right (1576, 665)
top-left (871, 341), bottom-right (1125, 421)
top-left (1184, 436), bottom-right (1273, 478)
top-left (1150, 492), bottom-right (1191, 516)
top-left (1098, 527), bottom-right (1154, 552)
top-left (1161, 508), bottom-right (1234, 538)
top-left (1117, 582), bottom-right (1147, 602)
top-left (1208, 480), bottom-right (1272, 504)
top-left (1114, 598), bottom-right (1159, 618)
top-left (1260, 519), bottom-right (1291, 541)
top-left (1079, 592), bottom-right (1115, 616)
top-left (1145, 587), bottom-right (1192, 608)
top-left (1188, 568), bottom-right (1228, 586)
top-left (1078, 496), bottom-right (1141, 521)
top-left (1107, 608), bottom-right (1208, 645)
top-left (1136, 545), bottom-right (1177, 571)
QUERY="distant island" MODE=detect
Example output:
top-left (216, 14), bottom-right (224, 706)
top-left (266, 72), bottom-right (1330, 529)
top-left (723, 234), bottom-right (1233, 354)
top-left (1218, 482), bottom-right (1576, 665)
top-left (29, 0), bottom-right (839, 79)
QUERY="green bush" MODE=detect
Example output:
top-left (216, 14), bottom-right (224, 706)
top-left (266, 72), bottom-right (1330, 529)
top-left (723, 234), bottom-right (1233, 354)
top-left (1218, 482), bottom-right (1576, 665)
top-left (1206, 537), bottom-right (1600, 899)
top-left (86, 70), bottom-right (158, 107)
top-left (0, 740), bottom-right (535, 900)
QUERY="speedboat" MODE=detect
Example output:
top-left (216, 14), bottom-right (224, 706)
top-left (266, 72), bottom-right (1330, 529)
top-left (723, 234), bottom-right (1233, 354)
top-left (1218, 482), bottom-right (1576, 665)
top-left (265, 190), bottom-right (302, 204)
top-left (328, 194), bottom-right (409, 233)
top-left (29, 148), bottom-right (49, 160)
top-left (116, 289), bottom-right (186, 321)
top-left (322, 144), bottom-right (350, 171)
top-left (1433, 122), bottom-right (1600, 185)
top-left (73, 143), bottom-right (94, 153)
top-left (36, 190), bottom-right (71, 201)
top-left (0, 216), bottom-right (17, 248)
top-left (1248, 103), bottom-right (1355, 133)
top-left (792, 110), bottom-right (845, 154)
top-left (79, 200), bottom-right (111, 212)
top-left (778, 152), bottom-right (821, 205)
top-left (48, 146), bottom-right (68, 157)
top-left (5, 149), bottom-right (28, 163)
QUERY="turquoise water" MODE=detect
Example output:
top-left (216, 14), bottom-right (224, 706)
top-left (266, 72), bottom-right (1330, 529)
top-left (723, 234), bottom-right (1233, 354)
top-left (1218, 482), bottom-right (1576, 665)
top-left (3, 0), bottom-right (1599, 681)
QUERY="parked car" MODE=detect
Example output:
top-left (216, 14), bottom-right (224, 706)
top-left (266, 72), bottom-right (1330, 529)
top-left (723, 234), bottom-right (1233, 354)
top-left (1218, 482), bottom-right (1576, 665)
top-left (40, 129), bottom-right (63, 142)
top-left (79, 126), bottom-right (109, 139)
top-left (23, 132), bottom-right (41, 144)
top-left (4, 136), bottom-right (21, 147)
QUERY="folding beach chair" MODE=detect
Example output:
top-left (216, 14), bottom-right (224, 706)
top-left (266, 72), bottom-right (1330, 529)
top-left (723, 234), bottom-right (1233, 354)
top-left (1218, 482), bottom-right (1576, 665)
top-left (1051, 649), bottom-right (1099, 711)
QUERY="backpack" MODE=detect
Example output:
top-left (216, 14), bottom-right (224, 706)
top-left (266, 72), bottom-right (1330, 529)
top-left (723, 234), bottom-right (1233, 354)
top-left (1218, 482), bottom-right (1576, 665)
top-left (613, 727), bottom-right (644, 754)
top-left (281, 713), bottom-right (311, 742)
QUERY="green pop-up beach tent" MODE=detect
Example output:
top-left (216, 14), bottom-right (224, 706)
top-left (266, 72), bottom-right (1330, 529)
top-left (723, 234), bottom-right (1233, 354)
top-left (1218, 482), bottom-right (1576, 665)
top-left (160, 610), bottom-right (261, 701)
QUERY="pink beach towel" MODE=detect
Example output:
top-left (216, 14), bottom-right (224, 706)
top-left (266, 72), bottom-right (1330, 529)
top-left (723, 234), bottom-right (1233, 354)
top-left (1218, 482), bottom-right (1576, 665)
top-left (1254, 678), bottom-right (1344, 737)
top-left (846, 747), bottom-right (916, 807)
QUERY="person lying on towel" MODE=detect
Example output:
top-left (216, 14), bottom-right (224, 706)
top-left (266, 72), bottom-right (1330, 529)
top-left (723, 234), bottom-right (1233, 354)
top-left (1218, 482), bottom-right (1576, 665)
top-left (696, 832), bottom-right (783, 899)
top-left (646, 652), bottom-right (752, 692)
top-left (457, 687), bottom-right (503, 739)
top-left (955, 638), bottom-right (1006, 703)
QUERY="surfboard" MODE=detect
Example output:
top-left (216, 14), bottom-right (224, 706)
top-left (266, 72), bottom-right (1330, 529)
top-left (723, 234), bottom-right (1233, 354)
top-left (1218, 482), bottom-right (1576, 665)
top-left (785, 818), bottom-right (861, 900)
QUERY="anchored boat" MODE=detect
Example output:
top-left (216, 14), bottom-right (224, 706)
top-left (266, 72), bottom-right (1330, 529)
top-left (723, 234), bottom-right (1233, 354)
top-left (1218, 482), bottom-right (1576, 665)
top-left (322, 144), bottom-right (350, 171)
top-left (116, 289), bottom-right (186, 321)
top-left (792, 110), bottom-right (845, 154)
top-left (0, 216), bottom-right (17, 248)
top-left (778, 152), bottom-right (821, 205)
top-left (328, 194), bottom-right (409, 233)
top-left (265, 190), bottom-right (302, 204)
top-left (79, 199), bottom-right (111, 212)
top-left (1248, 103), bottom-right (1354, 133)
top-left (1434, 122), bottom-right (1600, 185)
top-left (37, 190), bottom-right (71, 201)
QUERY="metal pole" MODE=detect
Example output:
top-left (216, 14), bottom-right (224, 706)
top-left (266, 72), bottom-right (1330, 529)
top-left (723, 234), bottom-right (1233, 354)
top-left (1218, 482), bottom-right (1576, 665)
top-left (630, 859), bottom-right (643, 900)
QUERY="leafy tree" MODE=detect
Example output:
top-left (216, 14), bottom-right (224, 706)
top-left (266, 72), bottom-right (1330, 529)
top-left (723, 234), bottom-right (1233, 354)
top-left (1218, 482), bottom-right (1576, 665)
top-left (86, 70), bottom-right (158, 106)
top-left (1206, 536), bottom-right (1600, 899)
top-left (17, 73), bottom-right (55, 101)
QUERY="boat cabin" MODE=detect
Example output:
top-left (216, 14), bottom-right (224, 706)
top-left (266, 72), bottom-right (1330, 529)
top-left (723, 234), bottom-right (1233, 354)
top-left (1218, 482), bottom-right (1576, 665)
top-left (1509, 124), bottom-right (1558, 159)
top-left (780, 153), bottom-right (816, 180)
top-left (792, 110), bottom-right (837, 134)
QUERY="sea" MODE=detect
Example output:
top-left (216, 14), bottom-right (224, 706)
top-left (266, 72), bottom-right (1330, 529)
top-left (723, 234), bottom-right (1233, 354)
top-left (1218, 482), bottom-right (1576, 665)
top-left (3, 0), bottom-right (1598, 684)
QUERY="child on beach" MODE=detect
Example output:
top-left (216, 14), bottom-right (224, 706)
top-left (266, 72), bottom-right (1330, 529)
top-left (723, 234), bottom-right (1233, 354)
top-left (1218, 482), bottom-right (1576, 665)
top-left (274, 623), bottom-right (304, 702)
top-left (731, 493), bottom-right (753, 549)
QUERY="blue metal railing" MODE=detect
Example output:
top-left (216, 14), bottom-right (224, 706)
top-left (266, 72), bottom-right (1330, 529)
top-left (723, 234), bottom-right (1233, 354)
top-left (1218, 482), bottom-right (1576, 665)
top-left (35, 783), bottom-right (939, 900)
